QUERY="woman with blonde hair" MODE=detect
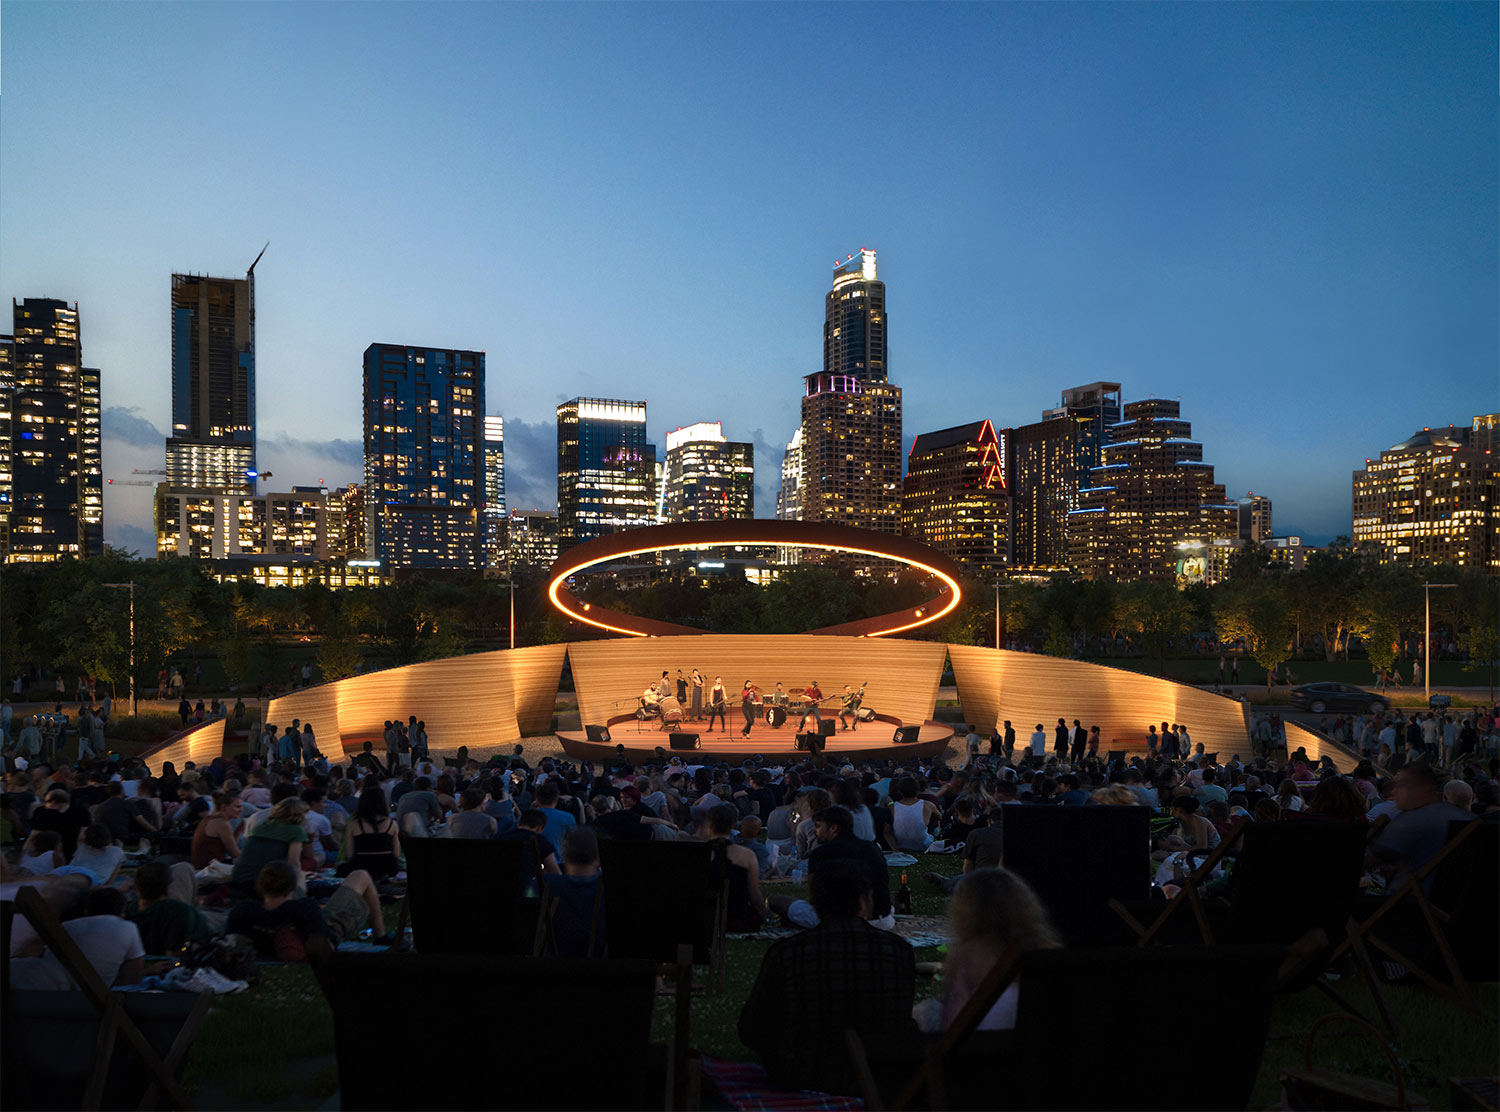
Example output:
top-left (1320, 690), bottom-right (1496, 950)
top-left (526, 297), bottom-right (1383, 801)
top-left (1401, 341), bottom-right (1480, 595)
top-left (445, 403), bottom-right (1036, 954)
top-left (916, 867), bottom-right (1061, 1032)
top-left (229, 797), bottom-right (310, 895)
top-left (1090, 783), bottom-right (1139, 806)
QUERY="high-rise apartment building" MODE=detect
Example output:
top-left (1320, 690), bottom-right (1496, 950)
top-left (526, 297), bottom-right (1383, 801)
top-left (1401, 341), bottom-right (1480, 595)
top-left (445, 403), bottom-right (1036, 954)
top-left (484, 415), bottom-right (506, 569)
top-left (332, 483), bottom-right (366, 559)
top-left (1068, 398), bottom-right (1239, 583)
top-left (5, 298), bottom-right (104, 561)
top-left (902, 420), bottom-right (1010, 574)
top-left (156, 486), bottom-right (328, 560)
top-left (0, 334), bottom-right (13, 560)
top-left (167, 257), bottom-right (262, 492)
top-left (507, 509), bottom-right (560, 572)
top-left (1008, 382), bottom-right (1121, 570)
top-left (776, 428), bottom-right (802, 521)
top-left (799, 250), bottom-right (902, 533)
top-left (1238, 493), bottom-right (1273, 543)
top-left (363, 343), bottom-right (485, 569)
top-left (556, 397), bottom-right (655, 550)
top-left (1352, 416), bottom-right (1498, 572)
top-left (660, 422), bottom-right (754, 523)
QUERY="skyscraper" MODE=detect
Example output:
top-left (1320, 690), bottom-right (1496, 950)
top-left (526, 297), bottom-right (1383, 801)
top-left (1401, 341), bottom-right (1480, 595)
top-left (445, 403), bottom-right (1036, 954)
top-left (1008, 382), bottom-right (1121, 570)
top-left (507, 509), bottom-right (560, 572)
top-left (166, 253), bottom-right (262, 492)
top-left (556, 397), bottom-right (655, 550)
top-left (902, 420), bottom-right (1010, 574)
top-left (5, 298), bottom-right (104, 561)
top-left (1352, 416), bottom-right (1498, 572)
top-left (484, 415), bottom-right (506, 569)
top-left (660, 422), bottom-right (754, 523)
top-left (1238, 493), bottom-right (1273, 542)
top-left (776, 427), bottom-right (802, 521)
top-left (0, 334), bottom-right (12, 559)
top-left (800, 249), bottom-right (902, 533)
top-left (1068, 398), bottom-right (1238, 583)
top-left (363, 343), bottom-right (485, 569)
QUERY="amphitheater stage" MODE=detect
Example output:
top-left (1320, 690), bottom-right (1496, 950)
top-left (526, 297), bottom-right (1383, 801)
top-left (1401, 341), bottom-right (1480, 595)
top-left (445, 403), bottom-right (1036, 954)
top-left (557, 716), bottom-right (955, 765)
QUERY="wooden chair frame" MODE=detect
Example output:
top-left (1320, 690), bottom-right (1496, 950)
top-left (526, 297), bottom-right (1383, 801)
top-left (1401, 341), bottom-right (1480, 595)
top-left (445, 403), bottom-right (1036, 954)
top-left (1327, 819), bottom-right (1485, 1024)
top-left (1109, 815), bottom-right (1249, 946)
top-left (7, 887), bottom-right (209, 1112)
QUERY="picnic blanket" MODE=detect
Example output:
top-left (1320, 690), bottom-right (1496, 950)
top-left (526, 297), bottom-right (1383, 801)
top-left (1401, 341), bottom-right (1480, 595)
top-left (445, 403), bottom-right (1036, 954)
top-left (699, 1055), bottom-right (863, 1111)
top-left (727, 914), bottom-right (947, 949)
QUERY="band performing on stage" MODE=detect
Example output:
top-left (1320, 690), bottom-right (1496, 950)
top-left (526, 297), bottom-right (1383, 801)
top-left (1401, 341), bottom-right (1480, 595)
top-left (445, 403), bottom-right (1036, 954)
top-left (634, 672), bottom-right (872, 734)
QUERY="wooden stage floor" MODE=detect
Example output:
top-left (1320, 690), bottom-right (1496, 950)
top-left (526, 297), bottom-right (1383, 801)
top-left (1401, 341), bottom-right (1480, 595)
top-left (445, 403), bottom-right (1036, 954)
top-left (558, 718), bottom-right (955, 764)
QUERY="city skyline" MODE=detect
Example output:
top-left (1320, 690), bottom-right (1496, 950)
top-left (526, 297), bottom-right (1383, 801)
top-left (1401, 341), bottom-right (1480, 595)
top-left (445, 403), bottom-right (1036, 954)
top-left (2, 3), bottom-right (1494, 554)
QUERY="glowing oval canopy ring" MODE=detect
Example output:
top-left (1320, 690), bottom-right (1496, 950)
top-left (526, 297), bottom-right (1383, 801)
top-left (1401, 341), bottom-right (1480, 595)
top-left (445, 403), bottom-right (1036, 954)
top-left (547, 520), bottom-right (964, 638)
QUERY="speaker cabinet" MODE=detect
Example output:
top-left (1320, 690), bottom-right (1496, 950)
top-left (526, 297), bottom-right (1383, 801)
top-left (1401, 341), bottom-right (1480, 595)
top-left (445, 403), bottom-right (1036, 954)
top-left (893, 725), bottom-right (921, 744)
top-left (669, 732), bottom-right (701, 751)
top-left (818, 719), bottom-right (836, 737)
top-left (585, 725), bottom-right (612, 744)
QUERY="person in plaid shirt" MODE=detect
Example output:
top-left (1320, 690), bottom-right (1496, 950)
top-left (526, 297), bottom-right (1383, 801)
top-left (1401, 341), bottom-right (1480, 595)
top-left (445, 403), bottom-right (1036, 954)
top-left (738, 857), bottom-right (917, 1095)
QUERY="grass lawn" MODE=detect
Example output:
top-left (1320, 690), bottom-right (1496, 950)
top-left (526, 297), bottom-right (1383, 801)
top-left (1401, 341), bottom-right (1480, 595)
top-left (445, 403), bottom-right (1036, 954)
top-left (1081, 656), bottom-right (1496, 702)
top-left (180, 853), bottom-right (1499, 1109)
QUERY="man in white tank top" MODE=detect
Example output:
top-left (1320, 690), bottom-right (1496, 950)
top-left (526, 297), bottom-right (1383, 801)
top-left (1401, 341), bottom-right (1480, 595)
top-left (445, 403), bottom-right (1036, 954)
top-left (890, 777), bottom-right (937, 853)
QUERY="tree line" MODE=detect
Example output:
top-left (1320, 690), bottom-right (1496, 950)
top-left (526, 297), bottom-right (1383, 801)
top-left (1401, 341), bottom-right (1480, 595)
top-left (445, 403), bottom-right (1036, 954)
top-left (1, 539), bottom-right (1493, 703)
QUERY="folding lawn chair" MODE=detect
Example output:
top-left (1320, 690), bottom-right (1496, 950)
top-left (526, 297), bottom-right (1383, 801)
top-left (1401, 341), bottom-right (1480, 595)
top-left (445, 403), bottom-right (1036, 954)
top-left (1328, 818), bottom-right (1490, 1025)
top-left (326, 951), bottom-right (662, 1110)
top-left (2, 888), bottom-right (210, 1112)
top-left (1109, 815), bottom-right (1249, 947)
top-left (998, 805), bottom-right (1152, 946)
top-left (848, 944), bottom-right (1283, 1111)
top-left (598, 839), bottom-right (730, 992)
top-left (398, 837), bottom-right (536, 955)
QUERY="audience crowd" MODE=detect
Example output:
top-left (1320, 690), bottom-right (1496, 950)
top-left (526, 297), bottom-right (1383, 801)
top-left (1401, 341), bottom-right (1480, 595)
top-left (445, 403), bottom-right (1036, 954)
top-left (2, 700), bottom-right (1496, 1097)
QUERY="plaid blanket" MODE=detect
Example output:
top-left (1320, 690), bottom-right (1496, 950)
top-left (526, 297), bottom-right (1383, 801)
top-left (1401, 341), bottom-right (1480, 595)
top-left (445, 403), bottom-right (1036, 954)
top-left (699, 1055), bottom-right (863, 1111)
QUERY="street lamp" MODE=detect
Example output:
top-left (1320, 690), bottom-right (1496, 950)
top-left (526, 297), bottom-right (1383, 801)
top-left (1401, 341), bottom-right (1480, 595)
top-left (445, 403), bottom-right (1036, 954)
top-left (1423, 581), bottom-right (1457, 704)
top-left (101, 581), bottom-right (136, 717)
top-left (994, 580), bottom-right (1002, 649)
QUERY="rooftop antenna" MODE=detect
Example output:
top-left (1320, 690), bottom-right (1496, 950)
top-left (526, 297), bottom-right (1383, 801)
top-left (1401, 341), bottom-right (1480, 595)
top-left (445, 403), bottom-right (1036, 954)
top-left (248, 241), bottom-right (269, 275)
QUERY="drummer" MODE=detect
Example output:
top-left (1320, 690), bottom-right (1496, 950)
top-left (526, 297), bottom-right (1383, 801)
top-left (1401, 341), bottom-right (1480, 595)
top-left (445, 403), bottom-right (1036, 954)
top-left (763, 683), bottom-right (790, 730)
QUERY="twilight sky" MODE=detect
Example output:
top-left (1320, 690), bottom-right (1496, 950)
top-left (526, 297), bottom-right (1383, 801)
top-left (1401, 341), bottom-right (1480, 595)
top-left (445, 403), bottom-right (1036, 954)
top-left (2, 2), bottom-right (1495, 554)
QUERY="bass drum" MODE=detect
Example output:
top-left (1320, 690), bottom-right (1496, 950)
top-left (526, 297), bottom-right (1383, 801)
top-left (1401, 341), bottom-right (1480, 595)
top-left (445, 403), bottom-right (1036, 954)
top-left (856, 707), bottom-right (876, 722)
top-left (765, 705), bottom-right (787, 728)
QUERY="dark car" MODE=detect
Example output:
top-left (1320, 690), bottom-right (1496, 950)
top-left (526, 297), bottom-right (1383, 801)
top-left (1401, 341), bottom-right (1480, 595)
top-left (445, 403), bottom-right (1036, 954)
top-left (1289, 682), bottom-right (1387, 715)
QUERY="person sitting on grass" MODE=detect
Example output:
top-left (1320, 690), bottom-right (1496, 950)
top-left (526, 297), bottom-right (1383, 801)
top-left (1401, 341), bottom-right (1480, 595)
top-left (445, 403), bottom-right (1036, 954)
top-left (226, 860), bottom-right (391, 960)
top-left (539, 826), bottom-right (606, 958)
top-left (914, 867), bottom-right (1061, 1033)
top-left (739, 858), bottom-right (917, 1096)
top-left (60, 823), bottom-right (126, 886)
top-left (230, 798), bottom-right (311, 897)
top-left (9, 886), bottom-right (146, 990)
top-left (769, 805), bottom-right (894, 931)
top-left (448, 787), bottom-right (498, 839)
top-left (19, 829), bottom-right (65, 876)
top-left (130, 860), bottom-right (215, 954)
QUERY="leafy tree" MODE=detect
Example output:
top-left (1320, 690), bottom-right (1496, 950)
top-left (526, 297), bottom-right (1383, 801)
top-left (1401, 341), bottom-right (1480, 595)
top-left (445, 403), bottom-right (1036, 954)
top-left (1126, 583), bottom-right (1192, 675)
top-left (316, 625), bottom-right (364, 681)
top-left (1225, 541), bottom-right (1280, 582)
top-left (218, 634), bottom-right (253, 690)
top-left (1042, 612), bottom-right (1073, 658)
top-left (1214, 578), bottom-right (1294, 688)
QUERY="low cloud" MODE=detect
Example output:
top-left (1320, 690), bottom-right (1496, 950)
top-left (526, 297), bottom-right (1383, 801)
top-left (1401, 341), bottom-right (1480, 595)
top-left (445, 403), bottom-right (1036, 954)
top-left (102, 406), bottom-right (166, 448)
top-left (108, 523), bottom-right (155, 557)
top-left (500, 416), bottom-right (557, 512)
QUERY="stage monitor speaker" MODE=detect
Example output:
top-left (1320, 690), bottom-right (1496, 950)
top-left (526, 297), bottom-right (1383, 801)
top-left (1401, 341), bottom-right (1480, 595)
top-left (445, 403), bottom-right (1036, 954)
top-left (585, 725), bottom-right (612, 744)
top-left (892, 726), bottom-right (921, 744)
top-left (818, 719), bottom-right (836, 737)
top-left (795, 732), bottom-right (825, 752)
top-left (669, 732), bottom-right (701, 751)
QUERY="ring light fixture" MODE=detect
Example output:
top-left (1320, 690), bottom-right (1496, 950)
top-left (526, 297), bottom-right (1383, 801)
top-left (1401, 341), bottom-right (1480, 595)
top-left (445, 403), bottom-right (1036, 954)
top-left (546, 520), bottom-right (963, 638)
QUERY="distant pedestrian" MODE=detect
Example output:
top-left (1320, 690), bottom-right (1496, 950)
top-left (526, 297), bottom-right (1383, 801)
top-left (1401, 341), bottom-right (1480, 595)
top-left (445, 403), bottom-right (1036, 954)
top-left (1230, 656), bottom-right (1240, 684)
top-left (1218, 655), bottom-right (1226, 685)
